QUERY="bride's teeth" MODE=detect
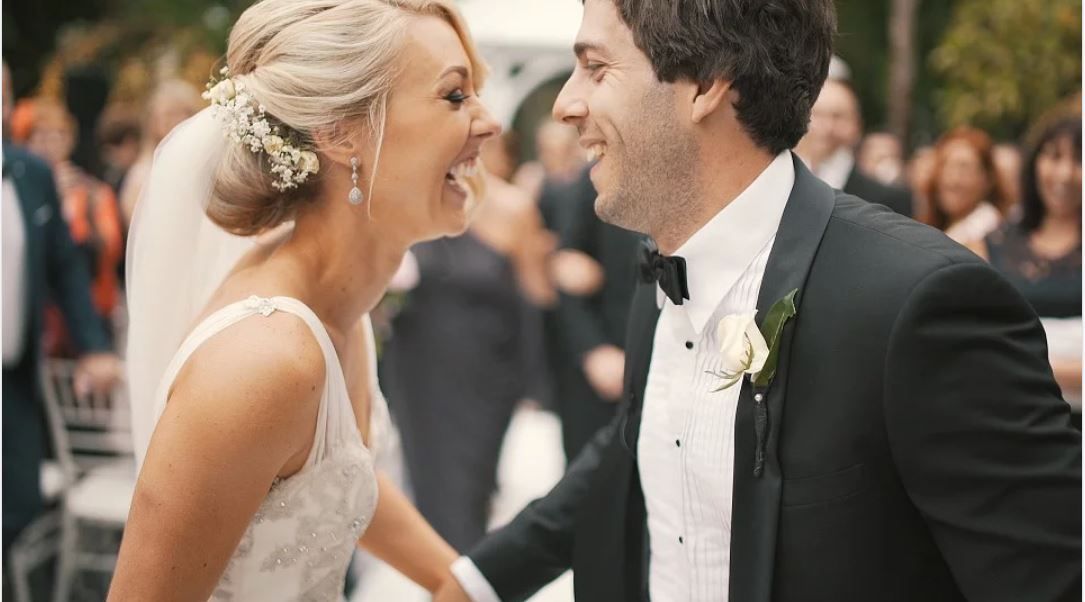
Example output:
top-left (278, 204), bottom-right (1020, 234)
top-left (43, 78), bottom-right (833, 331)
top-left (450, 158), bottom-right (479, 180)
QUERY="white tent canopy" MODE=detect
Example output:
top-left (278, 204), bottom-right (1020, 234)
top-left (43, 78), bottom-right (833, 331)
top-left (455, 0), bottom-right (583, 126)
top-left (457, 0), bottom-right (583, 49)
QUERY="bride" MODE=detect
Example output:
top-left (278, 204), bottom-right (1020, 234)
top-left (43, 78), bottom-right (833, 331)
top-left (108, 0), bottom-right (500, 599)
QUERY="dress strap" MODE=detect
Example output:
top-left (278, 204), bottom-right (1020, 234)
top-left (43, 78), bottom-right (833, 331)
top-left (151, 295), bottom-right (360, 469)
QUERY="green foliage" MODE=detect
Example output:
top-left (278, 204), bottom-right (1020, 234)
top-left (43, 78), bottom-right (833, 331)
top-left (931, 0), bottom-right (1081, 140)
top-left (834, 0), bottom-right (959, 147)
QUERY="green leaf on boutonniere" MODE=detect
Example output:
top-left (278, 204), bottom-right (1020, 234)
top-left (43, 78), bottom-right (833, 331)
top-left (751, 288), bottom-right (798, 389)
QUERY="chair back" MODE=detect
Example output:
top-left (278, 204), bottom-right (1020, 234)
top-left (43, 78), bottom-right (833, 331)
top-left (39, 358), bottom-right (133, 478)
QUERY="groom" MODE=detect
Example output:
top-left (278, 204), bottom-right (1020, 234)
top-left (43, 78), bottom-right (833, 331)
top-left (439, 0), bottom-right (1082, 600)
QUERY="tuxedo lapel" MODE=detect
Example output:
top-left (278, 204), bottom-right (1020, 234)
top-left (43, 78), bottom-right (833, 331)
top-left (621, 280), bottom-right (662, 457)
top-left (729, 156), bottom-right (836, 602)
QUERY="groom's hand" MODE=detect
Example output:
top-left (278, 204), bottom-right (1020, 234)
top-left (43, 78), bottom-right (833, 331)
top-left (433, 575), bottom-right (472, 602)
top-left (583, 344), bottom-right (625, 401)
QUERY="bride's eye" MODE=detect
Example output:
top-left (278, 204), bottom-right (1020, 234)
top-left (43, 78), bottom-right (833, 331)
top-left (445, 90), bottom-right (469, 106)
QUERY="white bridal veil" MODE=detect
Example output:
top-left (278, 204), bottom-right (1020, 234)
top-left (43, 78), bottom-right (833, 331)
top-left (125, 108), bottom-right (255, 467)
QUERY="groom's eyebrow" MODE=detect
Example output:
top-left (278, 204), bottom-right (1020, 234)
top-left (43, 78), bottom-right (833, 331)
top-left (573, 41), bottom-right (608, 59)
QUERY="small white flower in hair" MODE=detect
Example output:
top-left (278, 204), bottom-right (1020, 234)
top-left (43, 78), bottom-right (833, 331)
top-left (299, 151), bottom-right (320, 175)
top-left (206, 79), bottom-right (236, 104)
top-left (251, 120), bottom-right (271, 139)
top-left (262, 135), bottom-right (285, 155)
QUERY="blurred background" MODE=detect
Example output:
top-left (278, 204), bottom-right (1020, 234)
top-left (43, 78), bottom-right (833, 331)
top-left (2, 0), bottom-right (1081, 600)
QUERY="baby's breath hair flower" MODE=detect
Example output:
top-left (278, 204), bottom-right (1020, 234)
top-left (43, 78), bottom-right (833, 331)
top-left (203, 66), bottom-right (320, 191)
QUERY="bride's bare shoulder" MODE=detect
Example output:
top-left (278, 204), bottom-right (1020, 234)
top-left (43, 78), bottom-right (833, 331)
top-left (170, 310), bottom-right (326, 435)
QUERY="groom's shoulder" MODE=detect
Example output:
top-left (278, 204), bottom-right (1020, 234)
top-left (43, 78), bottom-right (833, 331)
top-left (822, 192), bottom-right (982, 273)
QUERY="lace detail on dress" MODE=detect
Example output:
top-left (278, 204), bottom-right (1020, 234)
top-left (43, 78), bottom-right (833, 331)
top-left (210, 443), bottom-right (376, 601)
top-left (156, 297), bottom-right (381, 602)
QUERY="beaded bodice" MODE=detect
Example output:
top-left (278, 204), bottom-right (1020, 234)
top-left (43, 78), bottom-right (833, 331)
top-left (152, 296), bottom-right (381, 601)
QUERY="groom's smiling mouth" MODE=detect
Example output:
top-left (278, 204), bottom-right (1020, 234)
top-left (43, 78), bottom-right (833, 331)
top-left (585, 142), bottom-right (607, 162)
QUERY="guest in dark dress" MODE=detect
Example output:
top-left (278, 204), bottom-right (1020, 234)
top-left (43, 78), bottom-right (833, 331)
top-left (973, 103), bottom-right (1081, 421)
top-left (381, 167), bottom-right (553, 552)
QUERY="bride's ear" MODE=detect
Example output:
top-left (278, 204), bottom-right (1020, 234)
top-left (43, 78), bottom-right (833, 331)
top-left (311, 120), bottom-right (363, 170)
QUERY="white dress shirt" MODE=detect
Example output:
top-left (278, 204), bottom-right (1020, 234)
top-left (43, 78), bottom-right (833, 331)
top-left (3, 178), bottom-right (28, 366)
top-left (640, 151), bottom-right (793, 601)
top-left (451, 151), bottom-right (795, 602)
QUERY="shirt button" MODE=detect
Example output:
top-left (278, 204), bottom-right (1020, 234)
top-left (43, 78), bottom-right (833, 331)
top-left (685, 341), bottom-right (694, 350)
top-left (678, 536), bottom-right (684, 544)
top-left (675, 439), bottom-right (681, 448)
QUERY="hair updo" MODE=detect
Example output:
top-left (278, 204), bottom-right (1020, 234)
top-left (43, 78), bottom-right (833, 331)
top-left (207, 0), bottom-right (487, 236)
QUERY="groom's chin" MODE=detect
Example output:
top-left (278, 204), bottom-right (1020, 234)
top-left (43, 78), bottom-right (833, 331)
top-left (593, 193), bottom-right (627, 229)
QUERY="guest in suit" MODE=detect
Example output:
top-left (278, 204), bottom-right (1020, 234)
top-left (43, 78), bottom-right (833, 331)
top-left (857, 130), bottom-right (905, 186)
top-left (922, 126), bottom-right (1009, 245)
top-left (513, 121), bottom-right (584, 204)
top-left (435, 1), bottom-right (1081, 600)
top-left (796, 76), bottom-right (914, 217)
top-left (971, 103), bottom-right (1082, 421)
top-left (548, 168), bottom-right (643, 460)
top-left (13, 98), bottom-right (124, 352)
top-left (1, 62), bottom-right (121, 555)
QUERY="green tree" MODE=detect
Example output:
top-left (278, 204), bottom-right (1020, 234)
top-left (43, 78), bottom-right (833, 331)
top-left (835, 0), bottom-right (958, 147)
top-left (931, 0), bottom-right (1081, 140)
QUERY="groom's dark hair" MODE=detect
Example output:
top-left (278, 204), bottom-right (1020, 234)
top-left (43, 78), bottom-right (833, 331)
top-left (594, 0), bottom-right (837, 154)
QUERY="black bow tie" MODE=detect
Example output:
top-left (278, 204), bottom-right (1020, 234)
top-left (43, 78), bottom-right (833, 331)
top-left (639, 239), bottom-right (690, 306)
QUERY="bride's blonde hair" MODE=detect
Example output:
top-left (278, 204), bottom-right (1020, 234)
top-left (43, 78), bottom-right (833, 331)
top-left (208, 0), bottom-right (488, 236)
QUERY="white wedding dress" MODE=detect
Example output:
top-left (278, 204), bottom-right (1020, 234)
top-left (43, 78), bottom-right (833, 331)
top-left (149, 294), bottom-right (384, 602)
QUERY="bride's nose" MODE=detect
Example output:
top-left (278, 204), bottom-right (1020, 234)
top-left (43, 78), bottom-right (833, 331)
top-left (472, 104), bottom-right (502, 141)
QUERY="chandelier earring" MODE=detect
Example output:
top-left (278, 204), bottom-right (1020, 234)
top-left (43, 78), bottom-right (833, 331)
top-left (348, 157), bottom-right (364, 205)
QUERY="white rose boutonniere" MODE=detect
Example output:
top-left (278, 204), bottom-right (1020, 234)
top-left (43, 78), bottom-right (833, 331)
top-left (708, 288), bottom-right (798, 394)
top-left (710, 312), bottom-right (770, 391)
top-left (706, 289), bottom-right (799, 477)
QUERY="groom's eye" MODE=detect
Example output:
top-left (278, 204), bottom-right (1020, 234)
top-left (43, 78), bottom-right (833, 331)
top-left (585, 62), bottom-right (606, 81)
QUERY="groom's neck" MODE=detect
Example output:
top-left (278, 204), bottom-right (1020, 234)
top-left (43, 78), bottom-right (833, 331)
top-left (653, 145), bottom-right (776, 255)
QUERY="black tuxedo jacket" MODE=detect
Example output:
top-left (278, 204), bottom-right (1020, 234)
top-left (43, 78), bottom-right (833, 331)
top-left (843, 166), bottom-right (913, 218)
top-left (469, 156), bottom-right (1081, 601)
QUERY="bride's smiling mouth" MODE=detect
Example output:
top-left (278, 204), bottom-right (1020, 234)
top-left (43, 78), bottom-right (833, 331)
top-left (444, 155), bottom-right (480, 197)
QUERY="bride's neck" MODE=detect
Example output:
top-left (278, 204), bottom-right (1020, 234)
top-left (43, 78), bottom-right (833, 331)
top-left (275, 202), bottom-right (408, 335)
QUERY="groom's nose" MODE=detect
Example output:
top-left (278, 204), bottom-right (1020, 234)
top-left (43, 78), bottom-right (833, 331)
top-left (553, 77), bottom-right (588, 127)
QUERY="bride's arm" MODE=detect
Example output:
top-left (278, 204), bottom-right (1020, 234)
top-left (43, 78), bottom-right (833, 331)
top-left (358, 471), bottom-right (459, 592)
top-left (109, 318), bottom-right (324, 601)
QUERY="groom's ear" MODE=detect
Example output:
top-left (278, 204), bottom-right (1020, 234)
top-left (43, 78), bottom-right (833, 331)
top-left (690, 79), bottom-right (734, 125)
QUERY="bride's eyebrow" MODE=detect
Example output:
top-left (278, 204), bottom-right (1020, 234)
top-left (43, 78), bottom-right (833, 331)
top-left (437, 65), bottom-right (469, 80)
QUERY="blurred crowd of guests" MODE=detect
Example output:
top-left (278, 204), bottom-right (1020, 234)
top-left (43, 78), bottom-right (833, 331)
top-left (1, 50), bottom-right (1081, 583)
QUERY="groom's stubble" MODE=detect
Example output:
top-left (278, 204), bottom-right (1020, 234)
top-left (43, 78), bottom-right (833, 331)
top-left (594, 83), bottom-right (701, 247)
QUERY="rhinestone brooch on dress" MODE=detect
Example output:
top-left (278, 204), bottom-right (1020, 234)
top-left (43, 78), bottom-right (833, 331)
top-left (245, 295), bottom-right (277, 317)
